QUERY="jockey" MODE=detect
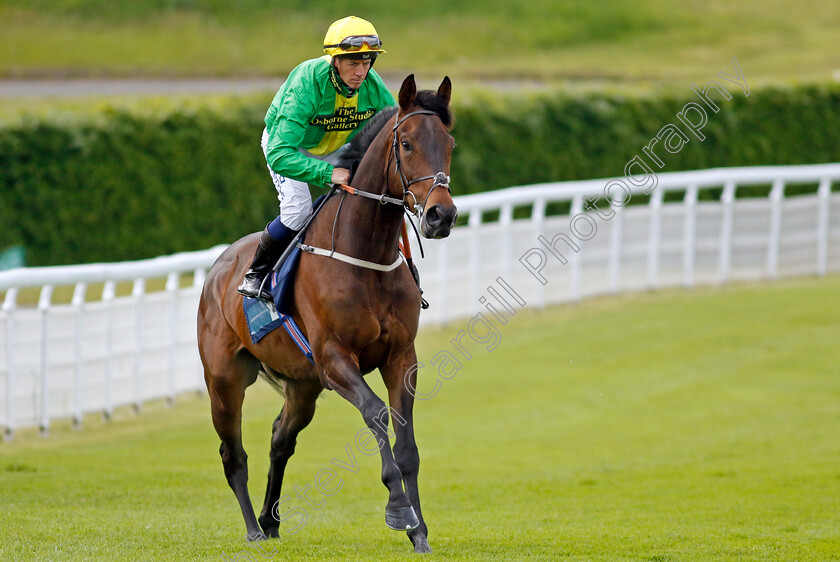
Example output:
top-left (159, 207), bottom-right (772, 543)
top-left (238, 16), bottom-right (396, 300)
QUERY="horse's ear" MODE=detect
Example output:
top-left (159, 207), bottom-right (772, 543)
top-left (399, 74), bottom-right (417, 109)
top-left (437, 76), bottom-right (452, 106)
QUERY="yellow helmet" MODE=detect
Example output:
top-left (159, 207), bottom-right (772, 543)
top-left (323, 16), bottom-right (386, 57)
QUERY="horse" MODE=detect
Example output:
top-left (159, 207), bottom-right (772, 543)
top-left (197, 75), bottom-right (457, 554)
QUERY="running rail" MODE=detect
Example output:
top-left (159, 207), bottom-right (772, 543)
top-left (2, 164), bottom-right (839, 438)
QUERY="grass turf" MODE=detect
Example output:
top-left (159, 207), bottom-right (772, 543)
top-left (1, 275), bottom-right (838, 560)
top-left (1, 0), bottom-right (839, 86)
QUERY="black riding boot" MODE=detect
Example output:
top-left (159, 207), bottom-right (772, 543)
top-left (237, 227), bottom-right (287, 301)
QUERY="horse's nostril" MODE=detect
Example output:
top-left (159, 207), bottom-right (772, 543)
top-left (425, 205), bottom-right (442, 226)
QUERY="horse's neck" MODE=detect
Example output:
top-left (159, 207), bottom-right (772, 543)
top-left (332, 132), bottom-right (404, 263)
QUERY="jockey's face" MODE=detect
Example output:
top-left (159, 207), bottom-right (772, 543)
top-left (335, 57), bottom-right (371, 90)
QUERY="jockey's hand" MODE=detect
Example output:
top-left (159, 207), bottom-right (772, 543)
top-left (331, 167), bottom-right (350, 185)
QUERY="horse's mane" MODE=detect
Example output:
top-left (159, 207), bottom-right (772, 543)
top-left (336, 89), bottom-right (454, 172)
top-left (337, 106), bottom-right (398, 168)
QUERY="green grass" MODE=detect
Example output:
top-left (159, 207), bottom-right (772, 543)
top-left (2, 0), bottom-right (839, 87)
top-left (0, 89), bottom-right (273, 127)
top-left (1, 276), bottom-right (839, 560)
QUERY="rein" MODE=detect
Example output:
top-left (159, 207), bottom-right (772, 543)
top-left (336, 183), bottom-right (403, 207)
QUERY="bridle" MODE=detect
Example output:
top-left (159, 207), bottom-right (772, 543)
top-left (338, 109), bottom-right (451, 219)
top-left (315, 107), bottom-right (453, 270)
top-left (389, 109), bottom-right (452, 218)
top-left (267, 109), bottom-right (454, 287)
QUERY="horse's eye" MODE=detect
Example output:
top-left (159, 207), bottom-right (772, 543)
top-left (401, 140), bottom-right (411, 151)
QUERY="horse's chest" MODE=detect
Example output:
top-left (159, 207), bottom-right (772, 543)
top-left (359, 311), bottom-right (405, 348)
top-left (353, 311), bottom-right (413, 372)
top-left (307, 278), bottom-right (418, 369)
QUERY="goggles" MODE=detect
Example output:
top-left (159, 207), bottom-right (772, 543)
top-left (325, 35), bottom-right (382, 52)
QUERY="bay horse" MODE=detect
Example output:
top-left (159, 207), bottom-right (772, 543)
top-left (197, 75), bottom-right (457, 554)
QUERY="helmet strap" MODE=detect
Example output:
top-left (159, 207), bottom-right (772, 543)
top-left (329, 58), bottom-right (359, 97)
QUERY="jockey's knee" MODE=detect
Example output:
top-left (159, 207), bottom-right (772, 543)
top-left (280, 208), bottom-right (312, 231)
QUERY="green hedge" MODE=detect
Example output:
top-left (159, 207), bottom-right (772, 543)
top-left (2, 84), bottom-right (839, 266)
top-left (450, 84), bottom-right (840, 188)
top-left (1, 105), bottom-right (273, 266)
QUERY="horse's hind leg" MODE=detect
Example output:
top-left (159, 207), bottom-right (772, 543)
top-left (257, 378), bottom-right (323, 537)
top-left (205, 353), bottom-right (264, 541)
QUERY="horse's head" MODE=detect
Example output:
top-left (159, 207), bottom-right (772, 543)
top-left (391, 75), bottom-right (458, 239)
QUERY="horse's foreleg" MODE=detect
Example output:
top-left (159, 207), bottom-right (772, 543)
top-left (319, 345), bottom-right (419, 532)
top-left (206, 363), bottom-right (264, 541)
top-left (257, 379), bottom-right (322, 537)
top-left (382, 354), bottom-right (431, 553)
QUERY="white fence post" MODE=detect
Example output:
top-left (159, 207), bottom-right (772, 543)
top-left (609, 202), bottom-right (623, 294)
top-left (648, 188), bottom-right (664, 289)
top-left (193, 269), bottom-right (207, 392)
top-left (468, 210), bottom-right (482, 314)
top-left (38, 285), bottom-right (54, 436)
top-left (72, 283), bottom-right (86, 428)
top-left (719, 181), bottom-right (736, 284)
top-left (102, 280), bottom-right (116, 421)
top-left (817, 178), bottom-right (832, 276)
top-left (531, 198), bottom-right (546, 308)
top-left (500, 203), bottom-right (514, 284)
top-left (166, 272), bottom-right (179, 405)
top-left (132, 279), bottom-right (146, 413)
top-left (683, 185), bottom-right (698, 288)
top-left (3, 288), bottom-right (17, 440)
top-left (767, 179), bottom-right (785, 279)
top-left (569, 196), bottom-right (583, 302)
top-left (434, 240), bottom-right (449, 326)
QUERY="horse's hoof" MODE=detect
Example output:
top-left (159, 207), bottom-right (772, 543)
top-left (261, 527), bottom-right (279, 539)
top-left (412, 536), bottom-right (432, 553)
top-left (258, 517), bottom-right (279, 539)
top-left (385, 506), bottom-right (420, 531)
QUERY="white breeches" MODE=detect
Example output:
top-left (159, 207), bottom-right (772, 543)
top-left (261, 128), bottom-right (351, 231)
top-left (261, 128), bottom-right (313, 231)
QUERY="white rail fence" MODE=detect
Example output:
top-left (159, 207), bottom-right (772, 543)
top-left (1, 164), bottom-right (839, 437)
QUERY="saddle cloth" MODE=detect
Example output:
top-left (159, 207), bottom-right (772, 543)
top-left (241, 241), bottom-right (314, 364)
top-left (241, 196), bottom-right (330, 365)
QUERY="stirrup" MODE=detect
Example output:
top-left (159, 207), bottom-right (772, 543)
top-left (237, 225), bottom-right (286, 301)
top-left (238, 272), bottom-right (273, 301)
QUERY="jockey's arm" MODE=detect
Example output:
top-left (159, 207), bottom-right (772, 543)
top-left (265, 88), bottom-right (336, 189)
